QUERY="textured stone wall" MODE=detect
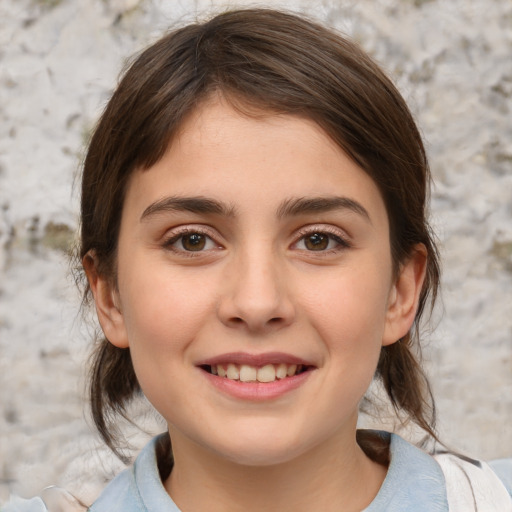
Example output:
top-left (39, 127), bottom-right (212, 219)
top-left (1, 0), bottom-right (511, 504)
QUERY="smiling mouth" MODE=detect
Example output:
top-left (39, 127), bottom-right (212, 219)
top-left (200, 363), bottom-right (311, 383)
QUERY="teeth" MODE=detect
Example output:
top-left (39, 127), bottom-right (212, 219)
top-left (257, 364), bottom-right (276, 383)
top-left (226, 363), bottom-right (239, 380)
top-left (240, 364), bottom-right (257, 382)
top-left (276, 363), bottom-right (287, 379)
top-left (212, 363), bottom-right (304, 382)
top-left (287, 364), bottom-right (297, 377)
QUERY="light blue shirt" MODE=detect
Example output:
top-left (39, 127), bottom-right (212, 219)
top-left (4, 432), bottom-right (512, 511)
top-left (89, 431), bottom-right (450, 511)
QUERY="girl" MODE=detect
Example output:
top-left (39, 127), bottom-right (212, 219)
top-left (6, 8), bottom-right (511, 512)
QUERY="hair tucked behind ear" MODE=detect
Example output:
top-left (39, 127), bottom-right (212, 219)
top-left (79, 8), bottom-right (442, 458)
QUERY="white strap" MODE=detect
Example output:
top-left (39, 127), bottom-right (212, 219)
top-left (1, 489), bottom-right (87, 512)
top-left (1, 496), bottom-right (48, 512)
top-left (40, 487), bottom-right (87, 512)
top-left (435, 453), bottom-right (512, 512)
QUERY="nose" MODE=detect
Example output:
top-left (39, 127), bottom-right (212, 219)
top-left (217, 247), bottom-right (296, 334)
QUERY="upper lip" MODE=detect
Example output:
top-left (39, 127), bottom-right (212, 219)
top-left (196, 352), bottom-right (315, 368)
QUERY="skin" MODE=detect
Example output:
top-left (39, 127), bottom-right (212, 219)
top-left (85, 96), bottom-right (426, 512)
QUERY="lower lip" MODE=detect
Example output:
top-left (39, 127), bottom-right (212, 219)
top-left (202, 370), bottom-right (314, 401)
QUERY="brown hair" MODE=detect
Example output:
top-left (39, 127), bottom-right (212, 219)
top-left (79, 8), bottom-right (440, 460)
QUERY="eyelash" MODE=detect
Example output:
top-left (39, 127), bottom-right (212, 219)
top-left (161, 225), bottom-right (351, 256)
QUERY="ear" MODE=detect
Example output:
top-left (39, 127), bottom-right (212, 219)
top-left (82, 252), bottom-right (129, 348)
top-left (382, 244), bottom-right (427, 347)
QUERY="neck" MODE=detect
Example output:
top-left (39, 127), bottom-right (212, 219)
top-left (164, 427), bottom-right (387, 512)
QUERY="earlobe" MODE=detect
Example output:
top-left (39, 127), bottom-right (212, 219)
top-left (382, 244), bottom-right (427, 347)
top-left (82, 252), bottom-right (130, 349)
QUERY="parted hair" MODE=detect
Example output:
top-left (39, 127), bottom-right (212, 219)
top-left (79, 8), bottom-right (441, 460)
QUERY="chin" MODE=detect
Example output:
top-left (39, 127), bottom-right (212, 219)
top-left (203, 428), bottom-right (313, 467)
top-left (217, 444), bottom-right (302, 467)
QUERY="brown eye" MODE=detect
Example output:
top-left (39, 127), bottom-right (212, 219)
top-left (304, 233), bottom-right (329, 251)
top-left (181, 233), bottom-right (207, 251)
top-left (164, 229), bottom-right (220, 254)
top-left (293, 230), bottom-right (350, 253)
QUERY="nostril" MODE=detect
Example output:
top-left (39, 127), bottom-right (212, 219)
top-left (227, 316), bottom-right (283, 328)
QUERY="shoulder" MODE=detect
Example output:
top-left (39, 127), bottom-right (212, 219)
top-left (362, 431), bottom-right (512, 512)
top-left (0, 437), bottom-right (167, 512)
top-left (89, 434), bottom-right (179, 512)
top-left (363, 431), bottom-right (449, 511)
top-left (88, 466), bottom-right (141, 512)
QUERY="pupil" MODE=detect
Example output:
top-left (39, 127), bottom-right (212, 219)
top-left (306, 233), bottom-right (328, 251)
top-left (183, 233), bottom-right (205, 251)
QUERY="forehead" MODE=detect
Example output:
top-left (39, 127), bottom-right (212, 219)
top-left (124, 97), bottom-right (388, 228)
top-left (174, 97), bottom-right (336, 167)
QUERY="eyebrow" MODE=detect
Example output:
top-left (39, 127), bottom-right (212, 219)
top-left (140, 195), bottom-right (371, 223)
top-left (277, 196), bottom-right (371, 223)
top-left (140, 196), bottom-right (236, 221)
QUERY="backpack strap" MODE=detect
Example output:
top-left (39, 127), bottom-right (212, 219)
top-left (434, 453), bottom-right (512, 511)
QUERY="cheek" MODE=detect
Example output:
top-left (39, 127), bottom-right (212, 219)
top-left (117, 269), bottom-right (219, 413)
top-left (118, 265), bottom-right (217, 357)
top-left (302, 264), bottom-right (392, 350)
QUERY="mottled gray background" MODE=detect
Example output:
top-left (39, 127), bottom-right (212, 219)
top-left (1, 0), bottom-right (511, 504)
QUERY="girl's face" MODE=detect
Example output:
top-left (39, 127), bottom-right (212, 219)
top-left (90, 96), bottom-right (425, 467)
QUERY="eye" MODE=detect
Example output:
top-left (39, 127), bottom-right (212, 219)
top-left (180, 233), bottom-right (209, 251)
top-left (293, 229), bottom-right (350, 252)
top-left (301, 232), bottom-right (332, 251)
top-left (164, 230), bottom-right (220, 252)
